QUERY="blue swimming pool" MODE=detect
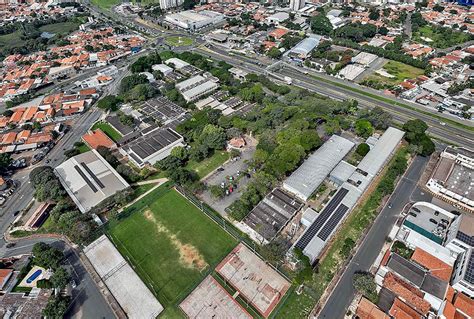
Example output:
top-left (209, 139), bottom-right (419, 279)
top-left (26, 269), bottom-right (42, 284)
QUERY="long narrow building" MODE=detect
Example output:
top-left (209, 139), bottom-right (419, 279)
top-left (294, 127), bottom-right (405, 263)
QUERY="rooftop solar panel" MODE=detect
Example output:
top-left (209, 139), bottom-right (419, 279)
top-left (465, 252), bottom-right (474, 284)
top-left (317, 204), bottom-right (348, 241)
top-left (81, 162), bottom-right (105, 189)
top-left (74, 165), bottom-right (98, 193)
top-left (295, 188), bottom-right (349, 250)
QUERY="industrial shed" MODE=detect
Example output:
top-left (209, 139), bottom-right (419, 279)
top-left (283, 135), bottom-right (354, 201)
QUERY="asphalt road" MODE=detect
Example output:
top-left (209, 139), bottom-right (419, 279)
top-left (195, 46), bottom-right (474, 149)
top-left (317, 155), bottom-right (431, 319)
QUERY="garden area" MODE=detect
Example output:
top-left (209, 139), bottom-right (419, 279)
top-left (91, 122), bottom-right (122, 142)
top-left (91, 0), bottom-right (121, 9)
top-left (164, 36), bottom-right (193, 47)
top-left (413, 25), bottom-right (472, 49)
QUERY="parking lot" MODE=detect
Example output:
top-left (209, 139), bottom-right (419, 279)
top-left (199, 140), bottom-right (256, 216)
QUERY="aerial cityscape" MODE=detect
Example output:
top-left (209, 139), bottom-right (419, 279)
top-left (0, 0), bottom-right (472, 318)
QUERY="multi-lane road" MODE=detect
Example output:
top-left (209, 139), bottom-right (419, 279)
top-left (195, 45), bottom-right (474, 149)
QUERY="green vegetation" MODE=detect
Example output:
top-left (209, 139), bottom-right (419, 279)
top-left (307, 73), bottom-right (474, 132)
top-left (362, 61), bottom-right (424, 88)
top-left (276, 147), bottom-right (409, 315)
top-left (186, 151), bottom-right (229, 179)
top-left (107, 184), bottom-right (237, 312)
top-left (91, 0), bottom-right (120, 9)
top-left (38, 21), bottom-right (82, 36)
top-left (414, 25), bottom-right (472, 49)
top-left (391, 241), bottom-right (414, 259)
top-left (353, 272), bottom-right (378, 303)
top-left (165, 36), bottom-right (193, 47)
top-left (403, 119), bottom-right (435, 156)
top-left (91, 122), bottom-right (122, 142)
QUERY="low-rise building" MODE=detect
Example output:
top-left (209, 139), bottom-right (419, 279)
top-left (55, 149), bottom-right (130, 213)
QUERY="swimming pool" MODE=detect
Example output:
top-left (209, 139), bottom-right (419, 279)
top-left (26, 269), bottom-right (42, 284)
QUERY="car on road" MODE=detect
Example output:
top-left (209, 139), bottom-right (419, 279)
top-left (217, 167), bottom-right (224, 172)
top-left (13, 210), bottom-right (20, 216)
top-left (6, 243), bottom-right (16, 248)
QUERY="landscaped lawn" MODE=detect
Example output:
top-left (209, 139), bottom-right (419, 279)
top-left (164, 36), bottom-right (194, 47)
top-left (364, 60), bottom-right (424, 86)
top-left (91, 122), bottom-right (122, 142)
top-left (107, 184), bottom-right (237, 314)
top-left (413, 25), bottom-right (472, 49)
top-left (91, 0), bottom-right (121, 9)
top-left (187, 151), bottom-right (229, 179)
top-left (76, 143), bottom-right (90, 154)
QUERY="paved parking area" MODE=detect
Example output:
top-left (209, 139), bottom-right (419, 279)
top-left (200, 143), bottom-right (255, 216)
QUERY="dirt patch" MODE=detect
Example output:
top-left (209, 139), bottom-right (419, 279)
top-left (143, 210), bottom-right (208, 270)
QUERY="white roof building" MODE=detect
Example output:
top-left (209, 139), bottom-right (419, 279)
top-left (283, 135), bottom-right (355, 201)
top-left (152, 64), bottom-right (173, 75)
top-left (55, 150), bottom-right (130, 213)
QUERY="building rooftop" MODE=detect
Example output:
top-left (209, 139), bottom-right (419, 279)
top-left (84, 235), bottom-right (163, 318)
top-left (410, 248), bottom-right (453, 282)
top-left (55, 149), bottom-right (130, 213)
top-left (243, 188), bottom-right (303, 241)
top-left (82, 129), bottom-right (115, 150)
top-left (283, 135), bottom-right (354, 201)
top-left (356, 297), bottom-right (390, 319)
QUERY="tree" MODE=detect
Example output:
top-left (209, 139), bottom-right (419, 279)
top-left (433, 4), bottom-right (444, 12)
top-left (402, 119), bottom-right (434, 156)
top-left (199, 124), bottom-right (227, 150)
top-left (311, 14), bottom-right (333, 35)
top-left (116, 164), bottom-right (141, 183)
top-left (267, 47), bottom-right (282, 59)
top-left (32, 242), bottom-right (64, 270)
top-left (29, 166), bottom-right (66, 201)
top-left (378, 26), bottom-right (389, 36)
top-left (368, 8), bottom-right (380, 21)
top-left (258, 238), bottom-right (290, 265)
top-left (356, 143), bottom-right (370, 156)
top-left (42, 296), bottom-right (70, 318)
top-left (64, 148), bottom-right (80, 158)
top-left (170, 146), bottom-right (188, 161)
top-left (120, 74), bottom-right (148, 93)
top-left (355, 119), bottom-right (374, 138)
top-left (353, 272), bottom-right (378, 302)
top-left (209, 185), bottom-right (225, 199)
top-left (0, 153), bottom-right (12, 170)
top-left (124, 83), bottom-right (156, 102)
top-left (340, 237), bottom-right (355, 257)
top-left (97, 95), bottom-right (120, 112)
top-left (50, 267), bottom-right (70, 289)
top-left (359, 107), bottom-right (392, 129)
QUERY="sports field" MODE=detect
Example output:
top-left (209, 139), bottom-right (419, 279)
top-left (107, 184), bottom-right (237, 317)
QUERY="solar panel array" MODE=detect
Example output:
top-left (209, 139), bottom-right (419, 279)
top-left (317, 204), bottom-right (349, 241)
top-left (295, 188), bottom-right (349, 250)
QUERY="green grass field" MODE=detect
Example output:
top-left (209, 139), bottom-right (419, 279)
top-left (107, 184), bottom-right (237, 315)
top-left (91, 0), bottom-right (121, 9)
top-left (187, 151), bottom-right (229, 179)
top-left (164, 36), bottom-right (194, 47)
top-left (39, 21), bottom-right (81, 35)
top-left (413, 25), bottom-right (472, 49)
top-left (365, 60), bottom-right (424, 86)
top-left (91, 122), bottom-right (122, 142)
top-left (0, 31), bottom-right (24, 52)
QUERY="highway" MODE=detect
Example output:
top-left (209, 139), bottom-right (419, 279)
top-left (195, 46), bottom-right (474, 149)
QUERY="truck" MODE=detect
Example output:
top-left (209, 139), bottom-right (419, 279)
top-left (284, 76), bottom-right (292, 85)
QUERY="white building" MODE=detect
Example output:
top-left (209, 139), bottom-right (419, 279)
top-left (165, 10), bottom-right (225, 31)
top-left (290, 0), bottom-right (305, 11)
top-left (176, 75), bottom-right (219, 102)
top-left (159, 0), bottom-right (183, 10)
top-left (265, 12), bottom-right (290, 25)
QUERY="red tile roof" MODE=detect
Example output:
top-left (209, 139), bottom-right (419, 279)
top-left (383, 272), bottom-right (430, 316)
top-left (356, 297), bottom-right (390, 319)
top-left (389, 298), bottom-right (422, 319)
top-left (82, 129), bottom-right (115, 150)
top-left (453, 292), bottom-right (474, 318)
top-left (410, 248), bottom-right (453, 282)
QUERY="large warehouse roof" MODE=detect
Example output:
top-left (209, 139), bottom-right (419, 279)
top-left (358, 127), bottom-right (405, 176)
top-left (55, 149), bottom-right (129, 213)
top-left (84, 235), bottom-right (163, 319)
top-left (283, 135), bottom-right (354, 201)
top-left (289, 35), bottom-right (321, 57)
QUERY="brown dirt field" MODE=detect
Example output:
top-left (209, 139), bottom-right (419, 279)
top-left (143, 210), bottom-right (208, 270)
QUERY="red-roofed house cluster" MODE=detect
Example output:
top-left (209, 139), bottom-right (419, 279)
top-left (354, 201), bottom-right (474, 319)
